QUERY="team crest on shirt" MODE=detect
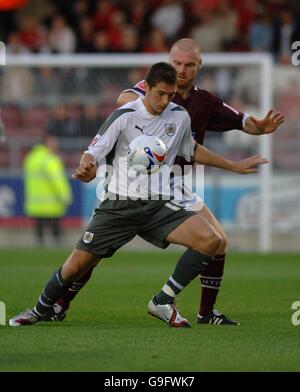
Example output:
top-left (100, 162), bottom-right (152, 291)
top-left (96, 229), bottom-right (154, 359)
top-left (165, 123), bottom-right (176, 136)
top-left (83, 231), bottom-right (94, 243)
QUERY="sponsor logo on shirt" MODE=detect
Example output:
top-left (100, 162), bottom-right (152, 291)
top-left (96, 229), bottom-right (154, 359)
top-left (135, 125), bottom-right (145, 133)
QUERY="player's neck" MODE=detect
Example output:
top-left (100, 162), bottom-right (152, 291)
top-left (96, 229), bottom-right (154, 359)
top-left (176, 86), bottom-right (191, 99)
top-left (142, 98), bottom-right (161, 116)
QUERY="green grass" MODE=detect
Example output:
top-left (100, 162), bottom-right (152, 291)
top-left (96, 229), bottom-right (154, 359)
top-left (1, 249), bottom-right (300, 372)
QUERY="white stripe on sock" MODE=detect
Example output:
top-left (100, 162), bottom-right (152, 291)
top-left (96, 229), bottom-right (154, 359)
top-left (200, 275), bottom-right (222, 280)
top-left (38, 296), bottom-right (52, 308)
top-left (201, 284), bottom-right (219, 290)
top-left (33, 307), bottom-right (43, 317)
top-left (56, 271), bottom-right (65, 288)
top-left (162, 284), bottom-right (176, 298)
top-left (169, 276), bottom-right (184, 290)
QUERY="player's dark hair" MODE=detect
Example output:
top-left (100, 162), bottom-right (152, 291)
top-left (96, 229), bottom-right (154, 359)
top-left (145, 62), bottom-right (176, 88)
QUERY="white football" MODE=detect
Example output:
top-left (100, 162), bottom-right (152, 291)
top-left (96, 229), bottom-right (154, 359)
top-left (128, 135), bottom-right (167, 173)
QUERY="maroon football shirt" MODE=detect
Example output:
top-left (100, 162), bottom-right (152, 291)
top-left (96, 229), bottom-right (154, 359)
top-left (126, 80), bottom-right (244, 145)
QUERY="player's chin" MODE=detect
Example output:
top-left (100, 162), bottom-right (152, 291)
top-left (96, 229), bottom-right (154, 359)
top-left (176, 78), bottom-right (188, 86)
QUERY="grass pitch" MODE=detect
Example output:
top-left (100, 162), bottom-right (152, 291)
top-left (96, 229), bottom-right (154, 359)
top-left (0, 249), bottom-right (300, 372)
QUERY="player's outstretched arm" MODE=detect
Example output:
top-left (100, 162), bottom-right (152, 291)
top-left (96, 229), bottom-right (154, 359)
top-left (243, 109), bottom-right (285, 135)
top-left (193, 144), bottom-right (268, 174)
top-left (72, 152), bottom-right (97, 182)
top-left (116, 91), bottom-right (139, 107)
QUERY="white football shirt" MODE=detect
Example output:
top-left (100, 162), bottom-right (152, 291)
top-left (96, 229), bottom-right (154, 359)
top-left (87, 98), bottom-right (194, 199)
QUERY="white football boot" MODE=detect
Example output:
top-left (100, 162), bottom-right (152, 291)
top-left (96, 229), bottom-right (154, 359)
top-left (148, 298), bottom-right (191, 328)
top-left (9, 309), bottom-right (41, 326)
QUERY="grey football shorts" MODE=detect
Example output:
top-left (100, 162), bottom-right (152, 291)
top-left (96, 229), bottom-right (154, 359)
top-left (76, 195), bottom-right (196, 258)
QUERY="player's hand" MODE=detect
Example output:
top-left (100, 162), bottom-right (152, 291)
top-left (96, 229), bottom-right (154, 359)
top-left (72, 154), bottom-right (97, 182)
top-left (249, 110), bottom-right (285, 134)
top-left (232, 155), bottom-right (269, 174)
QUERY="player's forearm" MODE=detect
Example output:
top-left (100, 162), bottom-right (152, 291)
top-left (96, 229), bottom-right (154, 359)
top-left (193, 144), bottom-right (238, 172)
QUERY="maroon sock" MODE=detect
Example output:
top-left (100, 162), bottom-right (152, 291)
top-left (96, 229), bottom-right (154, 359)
top-left (56, 267), bottom-right (95, 310)
top-left (199, 254), bottom-right (225, 317)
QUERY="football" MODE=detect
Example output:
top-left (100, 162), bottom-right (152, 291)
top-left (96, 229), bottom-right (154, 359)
top-left (128, 135), bottom-right (167, 173)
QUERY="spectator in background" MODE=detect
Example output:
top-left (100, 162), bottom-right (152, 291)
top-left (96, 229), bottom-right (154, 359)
top-left (232, 0), bottom-right (256, 36)
top-left (92, 30), bottom-right (110, 53)
top-left (191, 10), bottom-right (224, 52)
top-left (1, 66), bottom-right (34, 103)
top-left (47, 104), bottom-right (81, 142)
top-left (23, 135), bottom-right (72, 245)
top-left (18, 15), bottom-right (45, 52)
top-left (76, 17), bottom-right (94, 53)
top-left (6, 31), bottom-right (30, 54)
top-left (80, 103), bottom-right (104, 138)
top-left (0, 110), bottom-right (6, 143)
top-left (49, 15), bottom-right (76, 53)
top-left (249, 8), bottom-right (273, 52)
top-left (191, 0), bottom-right (220, 16)
top-left (37, 28), bottom-right (52, 53)
top-left (106, 10), bottom-right (128, 51)
top-left (142, 28), bottom-right (169, 53)
top-left (124, 67), bottom-right (145, 90)
top-left (272, 6), bottom-right (300, 64)
top-left (47, 105), bottom-right (69, 136)
top-left (119, 25), bottom-right (139, 52)
top-left (68, 0), bottom-right (91, 33)
top-left (124, 0), bottom-right (151, 37)
top-left (92, 0), bottom-right (119, 31)
top-left (151, 0), bottom-right (184, 42)
top-left (215, 0), bottom-right (238, 49)
top-left (34, 67), bottom-right (60, 98)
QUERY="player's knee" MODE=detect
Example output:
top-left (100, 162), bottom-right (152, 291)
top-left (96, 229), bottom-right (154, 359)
top-left (219, 232), bottom-right (228, 253)
top-left (61, 262), bottom-right (81, 281)
top-left (207, 232), bottom-right (222, 255)
top-left (193, 230), bottom-right (222, 256)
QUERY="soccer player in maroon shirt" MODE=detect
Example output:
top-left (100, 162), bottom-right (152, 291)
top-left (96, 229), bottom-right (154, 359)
top-left (116, 38), bottom-right (284, 325)
top-left (45, 39), bottom-right (284, 325)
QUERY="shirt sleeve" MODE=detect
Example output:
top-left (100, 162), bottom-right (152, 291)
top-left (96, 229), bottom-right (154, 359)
top-left (122, 80), bottom-right (146, 97)
top-left (205, 91), bottom-right (244, 132)
top-left (177, 114), bottom-right (194, 162)
top-left (87, 111), bottom-right (124, 163)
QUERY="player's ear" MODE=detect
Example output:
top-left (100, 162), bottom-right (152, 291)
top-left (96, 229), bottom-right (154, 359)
top-left (198, 59), bottom-right (202, 72)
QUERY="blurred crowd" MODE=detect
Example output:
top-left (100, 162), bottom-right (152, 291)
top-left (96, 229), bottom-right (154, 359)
top-left (0, 0), bottom-right (300, 64)
top-left (0, 0), bottom-right (300, 173)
